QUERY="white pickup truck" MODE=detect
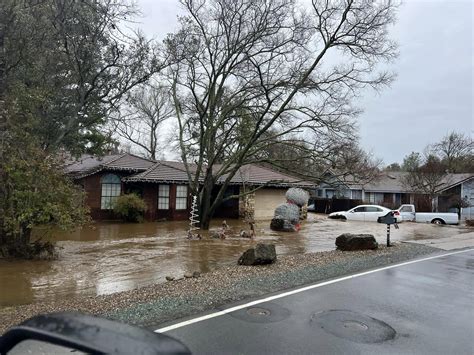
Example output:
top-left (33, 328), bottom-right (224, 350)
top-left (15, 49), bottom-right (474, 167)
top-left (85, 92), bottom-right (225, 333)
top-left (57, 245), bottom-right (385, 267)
top-left (394, 204), bottom-right (459, 225)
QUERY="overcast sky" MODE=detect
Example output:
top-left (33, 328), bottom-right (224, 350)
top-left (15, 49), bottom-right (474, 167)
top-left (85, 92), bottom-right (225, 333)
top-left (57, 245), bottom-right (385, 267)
top-left (133, 0), bottom-right (473, 165)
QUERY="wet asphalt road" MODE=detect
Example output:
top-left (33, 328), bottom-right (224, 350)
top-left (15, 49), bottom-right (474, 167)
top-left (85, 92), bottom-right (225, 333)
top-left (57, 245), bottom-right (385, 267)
top-left (160, 249), bottom-right (474, 354)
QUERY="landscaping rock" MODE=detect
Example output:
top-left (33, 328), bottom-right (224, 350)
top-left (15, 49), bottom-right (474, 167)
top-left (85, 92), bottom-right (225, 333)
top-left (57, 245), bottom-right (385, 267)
top-left (270, 218), bottom-right (297, 232)
top-left (184, 273), bottom-right (193, 279)
top-left (238, 243), bottom-right (277, 265)
top-left (165, 276), bottom-right (175, 281)
top-left (192, 271), bottom-right (201, 278)
top-left (335, 233), bottom-right (378, 251)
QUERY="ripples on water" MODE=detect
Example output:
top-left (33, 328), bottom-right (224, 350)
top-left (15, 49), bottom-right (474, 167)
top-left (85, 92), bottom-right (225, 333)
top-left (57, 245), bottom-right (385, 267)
top-left (0, 215), bottom-right (468, 306)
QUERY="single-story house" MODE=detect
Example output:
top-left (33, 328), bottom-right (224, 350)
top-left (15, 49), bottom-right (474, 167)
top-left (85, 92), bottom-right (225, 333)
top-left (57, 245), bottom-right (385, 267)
top-left (315, 171), bottom-right (474, 218)
top-left (315, 172), bottom-right (412, 208)
top-left (65, 153), bottom-right (314, 221)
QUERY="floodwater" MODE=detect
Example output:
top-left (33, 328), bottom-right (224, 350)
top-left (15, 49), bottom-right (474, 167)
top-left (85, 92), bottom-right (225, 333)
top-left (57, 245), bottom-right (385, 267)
top-left (0, 215), bottom-right (470, 307)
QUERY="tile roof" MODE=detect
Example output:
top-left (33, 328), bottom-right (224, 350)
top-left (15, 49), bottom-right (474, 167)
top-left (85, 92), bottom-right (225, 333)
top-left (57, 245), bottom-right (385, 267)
top-left (123, 161), bottom-right (314, 187)
top-left (124, 162), bottom-right (190, 183)
top-left (66, 153), bottom-right (155, 179)
top-left (223, 164), bottom-right (314, 187)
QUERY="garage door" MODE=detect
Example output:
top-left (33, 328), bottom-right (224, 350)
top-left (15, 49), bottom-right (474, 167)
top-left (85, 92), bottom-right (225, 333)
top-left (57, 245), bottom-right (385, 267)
top-left (254, 188), bottom-right (287, 219)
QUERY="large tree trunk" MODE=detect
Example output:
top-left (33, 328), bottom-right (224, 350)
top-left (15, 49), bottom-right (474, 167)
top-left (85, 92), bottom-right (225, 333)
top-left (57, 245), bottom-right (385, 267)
top-left (199, 170), bottom-right (214, 230)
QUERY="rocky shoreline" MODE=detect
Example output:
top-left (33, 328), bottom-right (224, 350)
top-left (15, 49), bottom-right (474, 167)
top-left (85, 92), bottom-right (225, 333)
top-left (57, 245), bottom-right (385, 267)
top-left (0, 242), bottom-right (440, 334)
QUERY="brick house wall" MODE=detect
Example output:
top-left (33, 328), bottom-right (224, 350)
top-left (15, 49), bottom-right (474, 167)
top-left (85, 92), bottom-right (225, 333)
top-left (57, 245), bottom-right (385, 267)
top-left (78, 174), bottom-right (194, 221)
top-left (142, 183), bottom-right (191, 221)
top-left (77, 171), bottom-right (132, 220)
top-left (77, 172), bottom-right (292, 222)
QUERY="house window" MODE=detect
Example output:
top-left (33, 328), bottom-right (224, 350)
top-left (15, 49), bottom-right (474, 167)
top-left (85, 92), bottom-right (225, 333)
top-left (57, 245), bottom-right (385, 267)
top-left (101, 174), bottom-right (121, 210)
top-left (158, 185), bottom-right (170, 210)
top-left (368, 192), bottom-right (383, 204)
top-left (176, 185), bottom-right (188, 210)
top-left (351, 190), bottom-right (362, 200)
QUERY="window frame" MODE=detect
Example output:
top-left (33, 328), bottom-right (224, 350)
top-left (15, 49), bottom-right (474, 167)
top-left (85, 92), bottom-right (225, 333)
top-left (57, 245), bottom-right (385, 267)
top-left (100, 174), bottom-right (121, 210)
top-left (175, 185), bottom-right (188, 210)
top-left (158, 185), bottom-right (170, 210)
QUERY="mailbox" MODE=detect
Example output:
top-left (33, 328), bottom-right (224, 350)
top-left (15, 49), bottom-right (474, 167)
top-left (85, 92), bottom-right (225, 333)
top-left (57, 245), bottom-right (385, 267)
top-left (377, 211), bottom-right (397, 225)
top-left (378, 211), bottom-right (399, 247)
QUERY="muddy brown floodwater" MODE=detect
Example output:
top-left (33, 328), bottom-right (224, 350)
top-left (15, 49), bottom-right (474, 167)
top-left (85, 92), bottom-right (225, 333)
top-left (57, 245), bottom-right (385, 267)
top-left (0, 214), bottom-right (470, 307)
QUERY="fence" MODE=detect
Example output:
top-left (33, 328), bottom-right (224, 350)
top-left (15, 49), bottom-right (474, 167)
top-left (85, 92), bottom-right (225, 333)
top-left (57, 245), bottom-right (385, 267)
top-left (310, 198), bottom-right (363, 214)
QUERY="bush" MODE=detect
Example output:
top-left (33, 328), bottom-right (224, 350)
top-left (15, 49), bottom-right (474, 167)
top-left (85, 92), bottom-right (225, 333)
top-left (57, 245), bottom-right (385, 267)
top-left (466, 219), bottom-right (474, 227)
top-left (113, 194), bottom-right (147, 222)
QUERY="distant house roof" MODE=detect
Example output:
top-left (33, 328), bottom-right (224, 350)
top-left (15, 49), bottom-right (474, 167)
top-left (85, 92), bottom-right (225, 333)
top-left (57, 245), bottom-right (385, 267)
top-left (334, 171), bottom-right (474, 194)
top-left (347, 172), bottom-right (411, 193)
top-left (436, 174), bottom-right (474, 192)
top-left (65, 153), bottom-right (155, 179)
top-left (123, 161), bottom-right (314, 188)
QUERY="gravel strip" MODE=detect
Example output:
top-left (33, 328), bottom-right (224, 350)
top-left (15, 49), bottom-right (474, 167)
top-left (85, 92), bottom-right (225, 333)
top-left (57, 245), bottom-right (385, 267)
top-left (0, 242), bottom-right (439, 334)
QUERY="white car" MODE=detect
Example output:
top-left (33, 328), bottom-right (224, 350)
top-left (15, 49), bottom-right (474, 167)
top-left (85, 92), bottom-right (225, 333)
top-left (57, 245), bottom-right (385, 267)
top-left (328, 205), bottom-right (401, 223)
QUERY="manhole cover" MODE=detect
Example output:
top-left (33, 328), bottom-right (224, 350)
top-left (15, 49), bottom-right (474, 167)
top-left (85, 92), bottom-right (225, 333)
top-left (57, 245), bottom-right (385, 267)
top-left (311, 310), bottom-right (396, 344)
top-left (229, 302), bottom-right (290, 323)
top-left (247, 307), bottom-right (271, 316)
top-left (343, 320), bottom-right (369, 331)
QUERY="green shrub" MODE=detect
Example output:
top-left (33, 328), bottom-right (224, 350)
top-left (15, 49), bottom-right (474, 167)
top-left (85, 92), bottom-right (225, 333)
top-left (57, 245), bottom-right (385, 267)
top-left (113, 194), bottom-right (147, 222)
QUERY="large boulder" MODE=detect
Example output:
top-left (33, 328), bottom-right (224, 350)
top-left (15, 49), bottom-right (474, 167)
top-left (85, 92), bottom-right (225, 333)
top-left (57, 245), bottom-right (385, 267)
top-left (270, 203), bottom-right (300, 232)
top-left (270, 218), bottom-right (298, 232)
top-left (335, 233), bottom-right (378, 251)
top-left (238, 243), bottom-right (277, 265)
top-left (273, 203), bottom-right (300, 222)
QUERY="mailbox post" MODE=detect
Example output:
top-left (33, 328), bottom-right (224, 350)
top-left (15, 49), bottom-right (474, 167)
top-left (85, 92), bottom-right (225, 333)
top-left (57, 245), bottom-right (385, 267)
top-left (377, 212), bottom-right (399, 247)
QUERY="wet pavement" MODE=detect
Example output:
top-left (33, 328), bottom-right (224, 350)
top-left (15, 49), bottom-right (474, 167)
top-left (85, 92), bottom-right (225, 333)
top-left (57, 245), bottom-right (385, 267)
top-left (0, 214), bottom-right (471, 307)
top-left (162, 249), bottom-right (474, 354)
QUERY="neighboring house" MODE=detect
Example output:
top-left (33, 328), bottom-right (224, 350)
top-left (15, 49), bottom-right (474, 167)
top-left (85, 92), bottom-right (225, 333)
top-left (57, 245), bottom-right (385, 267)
top-left (315, 171), bottom-right (474, 217)
top-left (437, 174), bottom-right (474, 221)
top-left (66, 153), bottom-right (314, 221)
top-left (315, 172), bottom-right (412, 208)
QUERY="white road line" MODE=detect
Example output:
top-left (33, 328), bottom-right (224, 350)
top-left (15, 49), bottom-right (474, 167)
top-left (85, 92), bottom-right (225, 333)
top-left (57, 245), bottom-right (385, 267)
top-left (155, 248), bottom-right (473, 333)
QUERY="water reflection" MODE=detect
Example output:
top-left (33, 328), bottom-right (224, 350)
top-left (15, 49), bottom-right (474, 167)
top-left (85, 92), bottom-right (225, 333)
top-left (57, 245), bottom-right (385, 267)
top-left (0, 215), bottom-right (469, 307)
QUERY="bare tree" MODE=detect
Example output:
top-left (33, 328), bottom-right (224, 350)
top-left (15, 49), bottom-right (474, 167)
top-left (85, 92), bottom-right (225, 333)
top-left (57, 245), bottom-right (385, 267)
top-left (260, 134), bottom-right (381, 186)
top-left (430, 131), bottom-right (474, 172)
top-left (113, 84), bottom-right (174, 159)
top-left (402, 154), bottom-right (449, 212)
top-left (166, 0), bottom-right (398, 228)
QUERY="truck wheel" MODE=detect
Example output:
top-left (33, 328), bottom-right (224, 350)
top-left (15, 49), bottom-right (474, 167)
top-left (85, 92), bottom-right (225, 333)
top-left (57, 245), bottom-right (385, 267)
top-left (431, 218), bottom-right (445, 225)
